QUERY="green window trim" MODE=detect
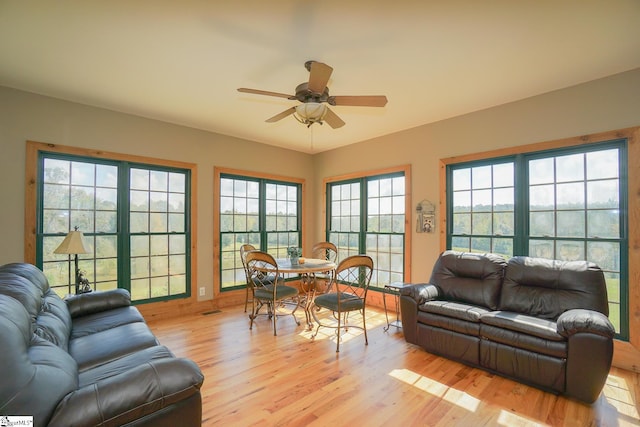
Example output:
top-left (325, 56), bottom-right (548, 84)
top-left (36, 151), bottom-right (192, 304)
top-left (219, 173), bottom-right (302, 291)
top-left (326, 171), bottom-right (407, 290)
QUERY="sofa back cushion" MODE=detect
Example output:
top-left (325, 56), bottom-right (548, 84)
top-left (429, 251), bottom-right (507, 310)
top-left (0, 263), bottom-right (72, 350)
top-left (499, 256), bottom-right (609, 319)
top-left (0, 295), bottom-right (78, 426)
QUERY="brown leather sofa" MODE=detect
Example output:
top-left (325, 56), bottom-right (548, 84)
top-left (0, 262), bottom-right (204, 427)
top-left (400, 251), bottom-right (615, 403)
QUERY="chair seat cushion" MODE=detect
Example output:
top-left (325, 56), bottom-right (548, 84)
top-left (315, 292), bottom-right (363, 311)
top-left (254, 284), bottom-right (298, 300)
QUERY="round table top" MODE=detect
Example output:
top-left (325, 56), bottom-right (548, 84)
top-left (274, 258), bottom-right (336, 274)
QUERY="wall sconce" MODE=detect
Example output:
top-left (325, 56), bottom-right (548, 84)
top-left (416, 199), bottom-right (436, 233)
top-left (54, 227), bottom-right (92, 294)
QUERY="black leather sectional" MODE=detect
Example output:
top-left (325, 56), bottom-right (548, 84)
top-left (400, 251), bottom-right (615, 403)
top-left (0, 262), bottom-right (204, 427)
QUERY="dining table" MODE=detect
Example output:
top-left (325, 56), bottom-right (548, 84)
top-left (274, 257), bottom-right (336, 329)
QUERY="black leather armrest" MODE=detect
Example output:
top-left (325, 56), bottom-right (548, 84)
top-left (399, 283), bottom-right (439, 305)
top-left (49, 358), bottom-right (204, 426)
top-left (65, 289), bottom-right (131, 318)
top-left (399, 283), bottom-right (438, 345)
top-left (557, 308), bottom-right (615, 339)
top-left (557, 309), bottom-right (614, 403)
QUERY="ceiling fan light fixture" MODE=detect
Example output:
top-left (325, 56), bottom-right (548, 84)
top-left (294, 102), bottom-right (327, 127)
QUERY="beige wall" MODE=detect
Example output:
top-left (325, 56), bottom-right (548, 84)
top-left (1, 68), bottom-right (639, 302)
top-left (314, 68), bottom-right (640, 282)
top-left (0, 86), bottom-right (315, 300)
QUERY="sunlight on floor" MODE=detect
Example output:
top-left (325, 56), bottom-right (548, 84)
top-left (603, 374), bottom-right (640, 421)
top-left (390, 368), bottom-right (549, 426)
top-left (497, 409), bottom-right (547, 427)
top-left (389, 368), bottom-right (480, 412)
top-left (297, 307), bottom-right (388, 345)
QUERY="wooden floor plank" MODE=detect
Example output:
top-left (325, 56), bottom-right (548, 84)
top-left (148, 306), bottom-right (640, 426)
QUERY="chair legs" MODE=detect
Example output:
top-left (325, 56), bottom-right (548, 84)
top-left (249, 298), bottom-right (300, 336)
top-left (311, 307), bottom-right (368, 352)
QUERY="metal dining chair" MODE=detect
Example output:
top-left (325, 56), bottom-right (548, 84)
top-left (311, 255), bottom-right (374, 352)
top-left (245, 250), bottom-right (300, 336)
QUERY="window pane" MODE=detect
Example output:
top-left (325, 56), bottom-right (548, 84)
top-left (587, 180), bottom-right (618, 209)
top-left (557, 241), bottom-right (584, 261)
top-left (530, 185), bottom-right (554, 210)
top-left (452, 169), bottom-right (470, 191)
top-left (556, 153), bottom-right (584, 182)
top-left (587, 149), bottom-right (618, 180)
top-left (556, 183), bottom-right (584, 210)
top-left (556, 211), bottom-right (585, 238)
top-left (529, 158), bottom-right (554, 185)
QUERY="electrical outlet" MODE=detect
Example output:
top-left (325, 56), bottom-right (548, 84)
top-left (199, 287), bottom-right (205, 297)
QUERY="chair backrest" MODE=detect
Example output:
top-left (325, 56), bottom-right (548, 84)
top-left (240, 244), bottom-right (256, 282)
top-left (334, 255), bottom-right (374, 301)
top-left (245, 250), bottom-right (279, 289)
top-left (311, 241), bottom-right (338, 263)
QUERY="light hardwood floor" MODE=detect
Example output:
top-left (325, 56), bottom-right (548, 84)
top-left (148, 306), bottom-right (640, 427)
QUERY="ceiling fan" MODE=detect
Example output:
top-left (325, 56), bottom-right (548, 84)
top-left (238, 60), bottom-right (388, 129)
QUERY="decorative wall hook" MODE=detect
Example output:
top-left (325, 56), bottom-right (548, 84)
top-left (416, 199), bottom-right (436, 233)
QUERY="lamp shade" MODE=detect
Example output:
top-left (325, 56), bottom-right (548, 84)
top-left (54, 230), bottom-right (91, 255)
top-left (295, 102), bottom-right (327, 123)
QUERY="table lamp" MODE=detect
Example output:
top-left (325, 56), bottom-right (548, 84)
top-left (54, 227), bottom-right (91, 294)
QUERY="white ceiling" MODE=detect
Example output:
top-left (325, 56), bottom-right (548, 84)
top-left (1, 1), bottom-right (639, 153)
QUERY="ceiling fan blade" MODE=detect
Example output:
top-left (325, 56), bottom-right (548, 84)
top-left (323, 107), bottom-right (346, 129)
top-left (307, 61), bottom-right (333, 93)
top-left (329, 95), bottom-right (388, 107)
top-left (266, 106), bottom-right (296, 123)
top-left (238, 88), bottom-right (294, 99)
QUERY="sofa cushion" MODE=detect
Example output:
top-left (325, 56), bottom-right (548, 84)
top-left (78, 345), bottom-right (175, 387)
top-left (480, 310), bottom-right (563, 341)
top-left (0, 272), bottom-right (43, 329)
top-left (70, 305), bottom-right (146, 339)
top-left (70, 322), bottom-right (160, 371)
top-left (0, 295), bottom-right (78, 426)
top-left (429, 251), bottom-right (507, 310)
top-left (420, 300), bottom-right (491, 323)
top-left (499, 256), bottom-right (609, 319)
top-left (480, 324), bottom-right (567, 358)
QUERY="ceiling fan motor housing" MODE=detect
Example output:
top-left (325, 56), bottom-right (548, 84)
top-left (295, 82), bottom-right (329, 103)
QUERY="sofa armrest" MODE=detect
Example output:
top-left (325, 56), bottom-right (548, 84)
top-left (49, 357), bottom-right (204, 427)
top-left (399, 283), bottom-right (439, 305)
top-left (399, 283), bottom-right (438, 345)
top-left (557, 309), bottom-right (614, 403)
top-left (65, 289), bottom-right (132, 318)
top-left (557, 308), bottom-right (615, 339)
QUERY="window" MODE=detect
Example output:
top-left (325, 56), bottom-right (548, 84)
top-left (35, 149), bottom-right (192, 303)
top-left (326, 167), bottom-right (409, 289)
top-left (446, 140), bottom-right (627, 337)
top-left (218, 171), bottom-right (302, 290)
